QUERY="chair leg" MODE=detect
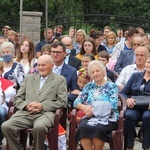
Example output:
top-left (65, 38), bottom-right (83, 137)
top-left (69, 120), bottom-right (77, 150)
top-left (124, 132), bottom-right (127, 150)
top-left (48, 129), bottom-right (58, 150)
top-left (109, 130), bottom-right (123, 150)
top-left (28, 133), bottom-right (33, 146)
top-left (6, 140), bottom-right (10, 150)
top-left (20, 131), bottom-right (28, 150)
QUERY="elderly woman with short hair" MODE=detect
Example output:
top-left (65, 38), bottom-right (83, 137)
top-left (73, 60), bottom-right (118, 150)
top-left (0, 42), bottom-right (25, 89)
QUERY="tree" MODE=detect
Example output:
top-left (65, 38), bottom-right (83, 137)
top-left (0, 0), bottom-right (149, 34)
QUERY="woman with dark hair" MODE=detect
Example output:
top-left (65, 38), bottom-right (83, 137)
top-left (16, 39), bottom-right (37, 76)
top-left (89, 29), bottom-right (107, 53)
top-left (76, 37), bottom-right (98, 60)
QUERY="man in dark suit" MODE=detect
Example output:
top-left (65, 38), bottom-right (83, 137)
top-left (114, 35), bottom-right (144, 74)
top-left (61, 36), bottom-right (81, 70)
top-left (1, 55), bottom-right (67, 150)
top-left (51, 41), bottom-right (79, 92)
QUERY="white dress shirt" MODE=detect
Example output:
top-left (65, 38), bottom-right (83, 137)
top-left (115, 64), bottom-right (145, 87)
top-left (39, 76), bottom-right (48, 90)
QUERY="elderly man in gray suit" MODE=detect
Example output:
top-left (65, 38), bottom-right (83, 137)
top-left (1, 55), bottom-right (67, 150)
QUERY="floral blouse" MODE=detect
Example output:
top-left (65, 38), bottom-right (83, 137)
top-left (20, 58), bottom-right (37, 76)
top-left (73, 81), bottom-right (119, 118)
top-left (3, 62), bottom-right (25, 88)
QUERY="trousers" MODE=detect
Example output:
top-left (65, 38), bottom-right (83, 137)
top-left (124, 109), bottom-right (150, 149)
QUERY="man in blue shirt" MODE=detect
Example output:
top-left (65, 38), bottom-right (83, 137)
top-left (36, 28), bottom-right (54, 58)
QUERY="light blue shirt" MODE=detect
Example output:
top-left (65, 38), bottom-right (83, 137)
top-left (39, 76), bottom-right (48, 90)
top-left (52, 62), bottom-right (64, 75)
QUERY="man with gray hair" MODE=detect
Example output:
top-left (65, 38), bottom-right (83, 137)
top-left (116, 46), bottom-right (149, 91)
top-left (2, 25), bottom-right (11, 38)
top-left (61, 35), bottom-right (81, 70)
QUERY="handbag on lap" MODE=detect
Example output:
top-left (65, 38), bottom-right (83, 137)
top-left (131, 96), bottom-right (150, 109)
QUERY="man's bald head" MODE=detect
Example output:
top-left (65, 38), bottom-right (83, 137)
top-left (134, 46), bottom-right (149, 55)
top-left (37, 55), bottom-right (54, 77)
top-left (132, 35), bottom-right (144, 50)
top-left (134, 46), bottom-right (149, 66)
top-left (38, 55), bottom-right (54, 64)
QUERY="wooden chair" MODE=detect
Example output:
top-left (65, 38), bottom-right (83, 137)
top-left (6, 107), bottom-right (67, 150)
top-left (5, 96), bottom-right (15, 120)
top-left (68, 93), bottom-right (126, 150)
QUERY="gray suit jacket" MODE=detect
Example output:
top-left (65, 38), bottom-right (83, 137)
top-left (13, 72), bottom-right (67, 125)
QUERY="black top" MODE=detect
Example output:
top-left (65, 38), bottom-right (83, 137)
top-left (97, 45), bottom-right (107, 53)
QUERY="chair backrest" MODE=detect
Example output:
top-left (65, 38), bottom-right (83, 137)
top-left (59, 108), bottom-right (67, 130)
top-left (69, 93), bottom-right (125, 150)
top-left (118, 93), bottom-right (126, 112)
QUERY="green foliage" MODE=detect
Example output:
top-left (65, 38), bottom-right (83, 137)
top-left (0, 0), bottom-right (149, 33)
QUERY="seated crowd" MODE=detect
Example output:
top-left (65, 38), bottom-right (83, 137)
top-left (0, 24), bottom-right (150, 150)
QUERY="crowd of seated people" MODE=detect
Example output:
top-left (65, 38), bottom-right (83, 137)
top-left (0, 24), bottom-right (150, 150)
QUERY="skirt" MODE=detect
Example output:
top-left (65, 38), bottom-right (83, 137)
top-left (75, 118), bottom-right (118, 142)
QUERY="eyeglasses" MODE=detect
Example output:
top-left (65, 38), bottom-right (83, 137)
top-left (51, 51), bottom-right (64, 54)
top-left (133, 43), bottom-right (141, 46)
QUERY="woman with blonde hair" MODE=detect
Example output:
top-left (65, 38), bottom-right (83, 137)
top-left (104, 31), bottom-right (117, 54)
top-left (73, 29), bottom-right (86, 54)
top-left (7, 30), bottom-right (16, 44)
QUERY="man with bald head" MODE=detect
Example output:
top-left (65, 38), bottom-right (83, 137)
top-left (2, 55), bottom-right (67, 150)
top-left (61, 36), bottom-right (81, 70)
top-left (116, 46), bottom-right (149, 91)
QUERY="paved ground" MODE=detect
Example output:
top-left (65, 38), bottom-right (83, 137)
top-left (104, 138), bottom-right (142, 150)
top-left (2, 128), bottom-right (142, 150)
top-left (1, 138), bottom-right (142, 150)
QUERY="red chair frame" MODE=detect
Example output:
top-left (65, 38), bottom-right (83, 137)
top-left (68, 94), bottom-right (126, 150)
top-left (6, 107), bottom-right (67, 150)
